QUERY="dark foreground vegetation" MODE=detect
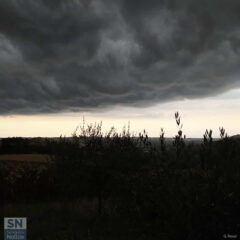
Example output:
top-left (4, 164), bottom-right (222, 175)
top-left (1, 113), bottom-right (240, 239)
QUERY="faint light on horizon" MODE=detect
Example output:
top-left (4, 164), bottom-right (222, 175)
top-left (0, 88), bottom-right (240, 138)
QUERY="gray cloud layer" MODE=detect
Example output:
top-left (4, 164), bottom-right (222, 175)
top-left (0, 0), bottom-right (240, 114)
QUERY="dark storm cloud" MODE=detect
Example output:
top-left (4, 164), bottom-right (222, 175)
top-left (0, 0), bottom-right (240, 114)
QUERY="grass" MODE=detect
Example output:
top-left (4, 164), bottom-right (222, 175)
top-left (1, 200), bottom-right (156, 240)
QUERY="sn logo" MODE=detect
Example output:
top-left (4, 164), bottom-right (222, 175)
top-left (4, 218), bottom-right (27, 230)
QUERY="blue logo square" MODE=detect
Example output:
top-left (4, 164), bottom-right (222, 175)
top-left (4, 218), bottom-right (27, 240)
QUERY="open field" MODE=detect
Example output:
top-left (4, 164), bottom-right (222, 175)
top-left (0, 154), bottom-right (50, 163)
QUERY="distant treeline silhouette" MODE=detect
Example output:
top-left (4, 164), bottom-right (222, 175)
top-left (0, 137), bottom-right (54, 154)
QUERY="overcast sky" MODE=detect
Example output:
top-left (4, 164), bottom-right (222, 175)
top-left (0, 0), bottom-right (240, 137)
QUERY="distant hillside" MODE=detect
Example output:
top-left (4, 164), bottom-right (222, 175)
top-left (231, 134), bottom-right (240, 139)
top-left (0, 137), bottom-right (54, 154)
